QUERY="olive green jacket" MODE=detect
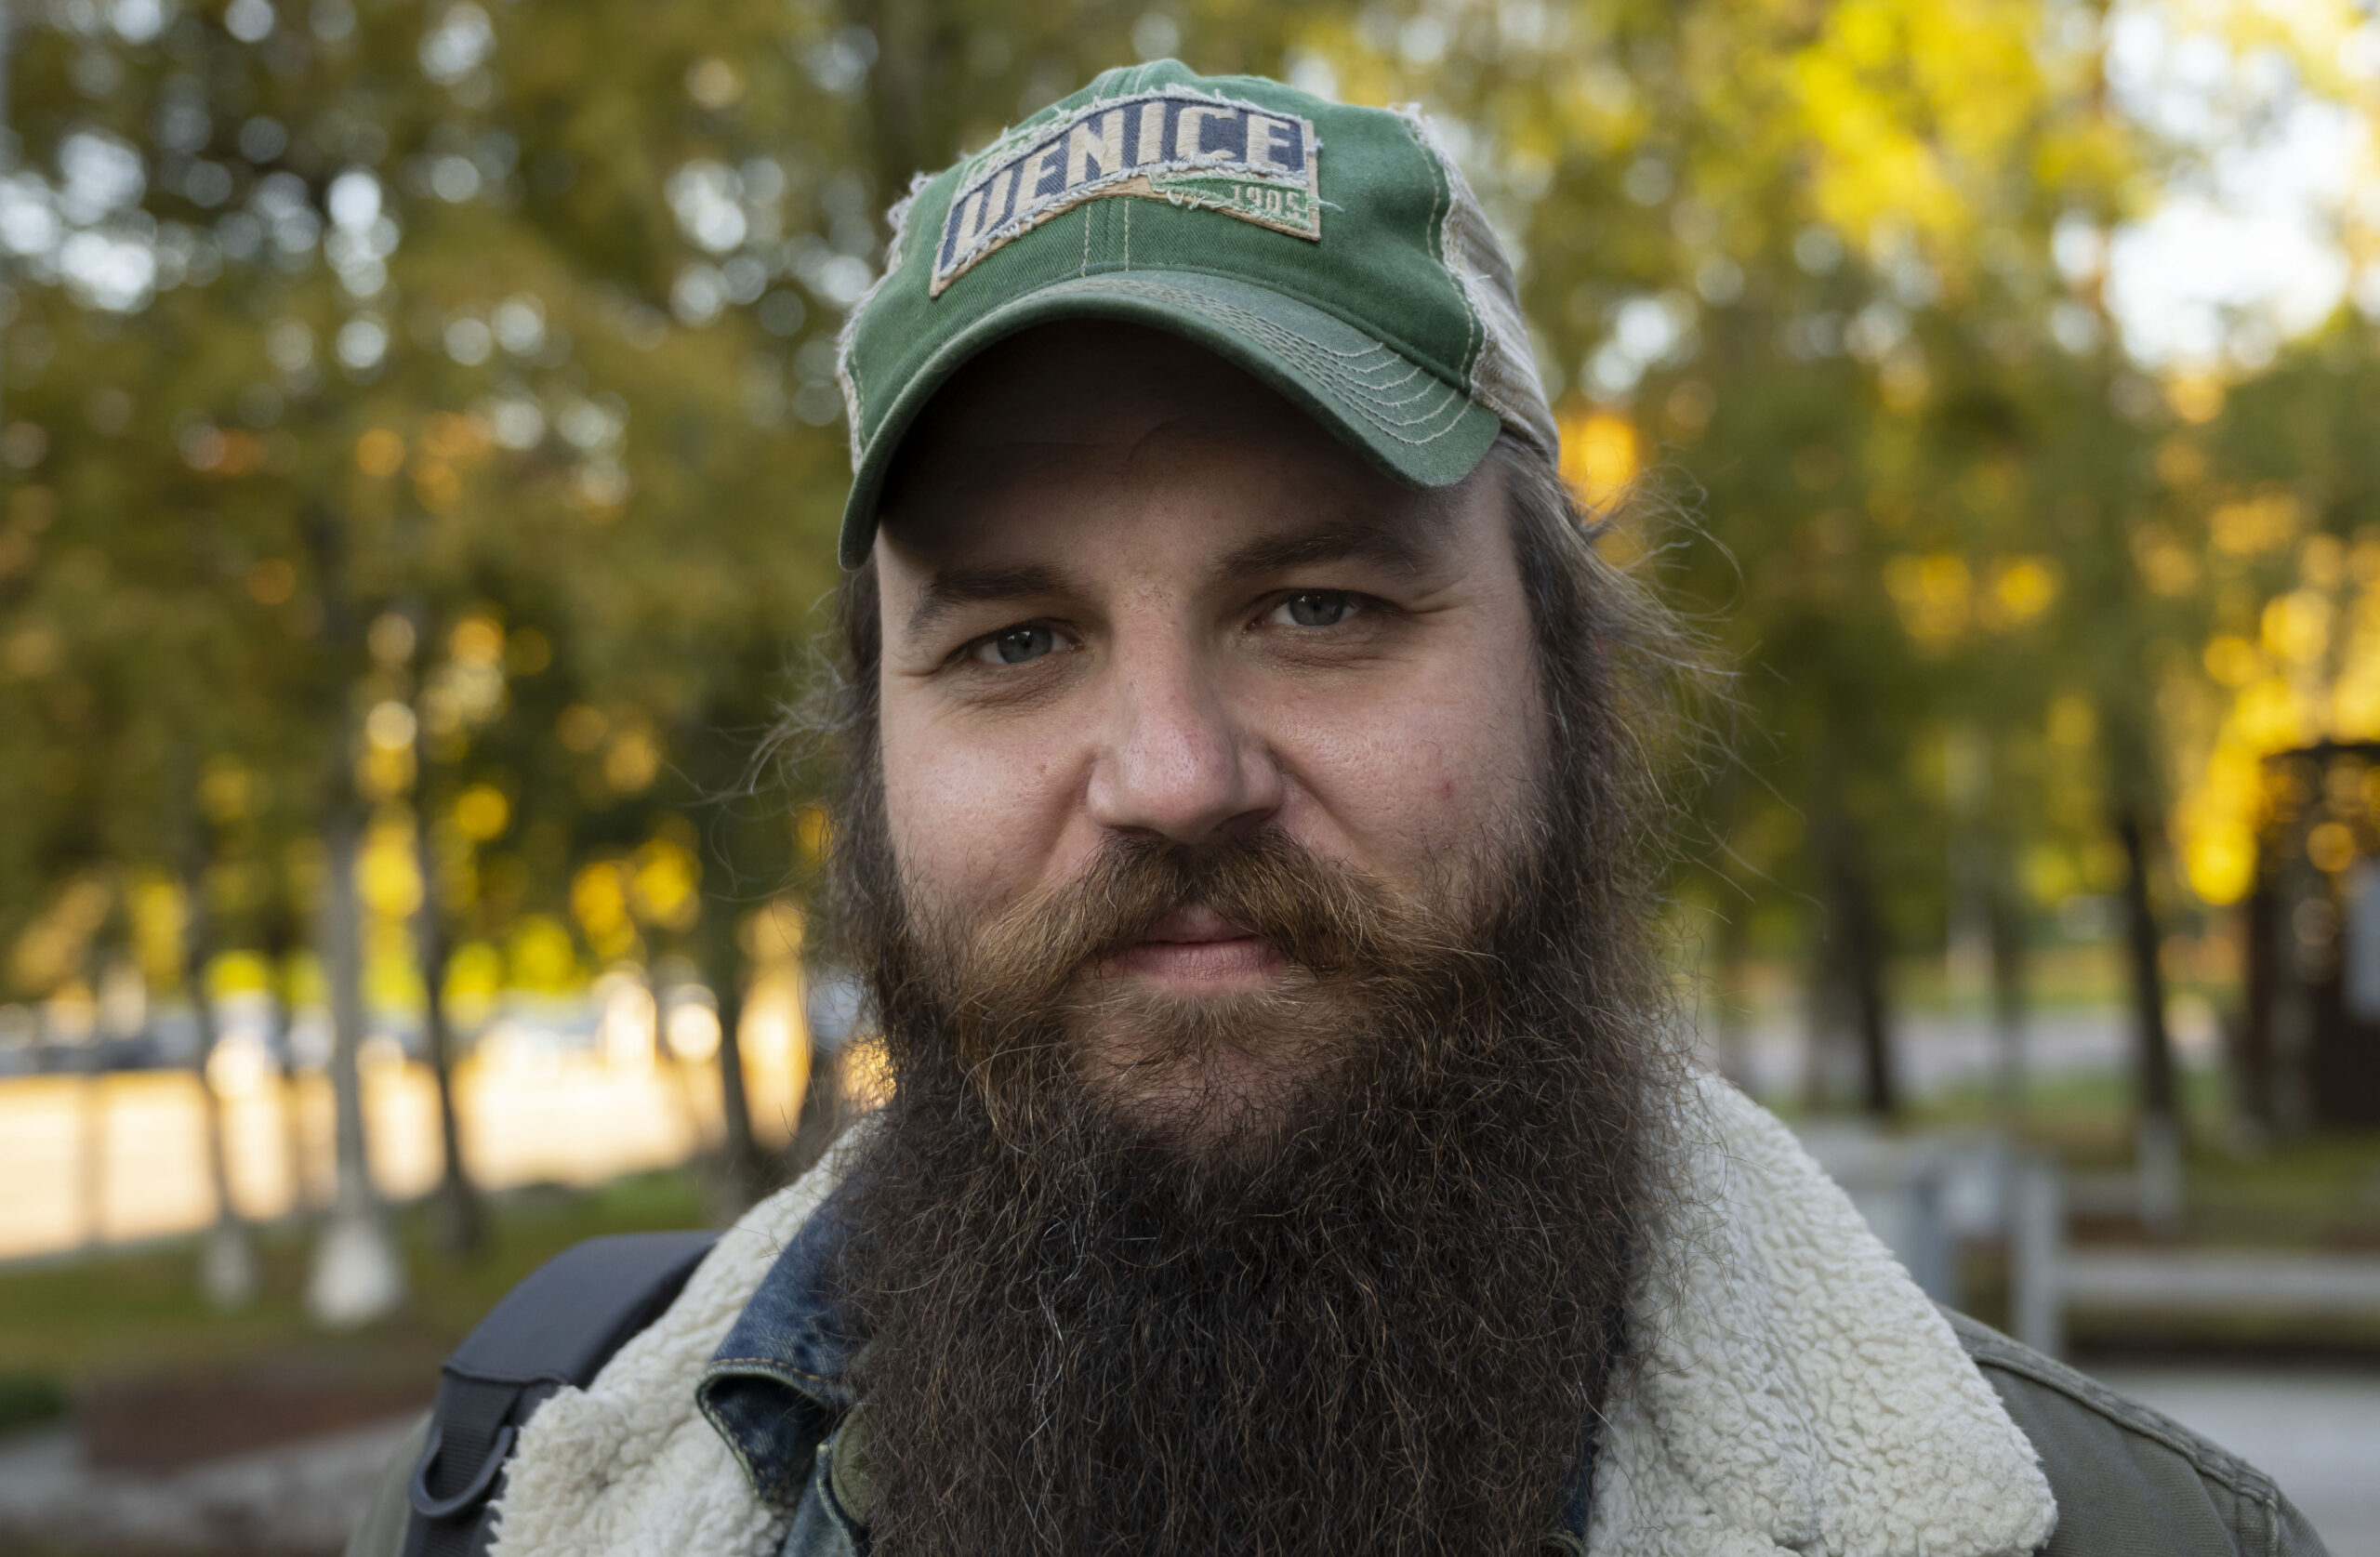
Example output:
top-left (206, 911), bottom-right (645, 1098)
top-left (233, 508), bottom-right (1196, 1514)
top-left (1950, 1312), bottom-right (2329, 1557)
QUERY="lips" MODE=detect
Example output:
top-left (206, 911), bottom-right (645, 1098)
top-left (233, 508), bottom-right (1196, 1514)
top-left (1107, 904), bottom-right (1281, 986)
top-left (1140, 904), bottom-right (1249, 945)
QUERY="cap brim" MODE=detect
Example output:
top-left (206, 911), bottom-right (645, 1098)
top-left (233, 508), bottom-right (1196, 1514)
top-left (836, 270), bottom-right (1503, 568)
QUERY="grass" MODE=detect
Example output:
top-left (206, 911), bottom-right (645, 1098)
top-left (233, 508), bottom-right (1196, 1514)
top-left (5, 1074), bottom-right (2376, 1421)
top-left (1724, 943), bottom-right (2239, 1024)
top-left (0, 1372), bottom-right (66, 1435)
top-left (0, 1167), bottom-right (709, 1429)
top-left (1889, 1058), bottom-right (2380, 1352)
top-left (1907, 1064), bottom-right (2234, 1160)
top-left (2173, 1136), bottom-right (2380, 1251)
top-left (1911, 1062), bottom-right (2380, 1243)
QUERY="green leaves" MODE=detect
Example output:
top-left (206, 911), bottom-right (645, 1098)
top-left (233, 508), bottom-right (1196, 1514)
top-left (5, 0), bottom-right (2378, 1011)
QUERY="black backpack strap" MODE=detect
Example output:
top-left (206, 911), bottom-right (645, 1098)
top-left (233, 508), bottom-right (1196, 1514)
top-left (402, 1230), bottom-right (719, 1557)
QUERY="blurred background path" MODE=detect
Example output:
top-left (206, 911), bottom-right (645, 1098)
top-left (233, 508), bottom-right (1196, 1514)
top-left (0, 996), bottom-right (2222, 1266)
top-left (0, 1051), bottom-right (746, 1263)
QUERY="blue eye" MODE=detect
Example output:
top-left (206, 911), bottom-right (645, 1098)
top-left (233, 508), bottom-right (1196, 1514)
top-left (973, 624), bottom-right (1061, 665)
top-left (1271, 590), bottom-right (1360, 627)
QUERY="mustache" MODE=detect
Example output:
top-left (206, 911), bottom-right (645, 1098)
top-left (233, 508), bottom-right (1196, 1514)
top-left (924, 831), bottom-right (1456, 1064)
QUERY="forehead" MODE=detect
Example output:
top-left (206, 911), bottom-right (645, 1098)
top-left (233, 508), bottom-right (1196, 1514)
top-left (876, 321), bottom-right (1445, 563)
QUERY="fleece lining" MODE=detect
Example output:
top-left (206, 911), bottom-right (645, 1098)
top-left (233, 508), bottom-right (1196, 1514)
top-left (489, 1077), bottom-right (2056, 1557)
top-left (1588, 1078), bottom-right (2056, 1557)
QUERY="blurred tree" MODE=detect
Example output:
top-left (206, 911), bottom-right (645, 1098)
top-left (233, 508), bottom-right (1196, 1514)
top-left (3, 0), bottom-right (2378, 1300)
top-left (3, 0), bottom-right (855, 1259)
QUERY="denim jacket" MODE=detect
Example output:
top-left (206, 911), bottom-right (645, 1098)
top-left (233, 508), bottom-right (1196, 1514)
top-left (695, 1195), bottom-right (867, 1556)
top-left (692, 1192), bottom-right (1597, 1557)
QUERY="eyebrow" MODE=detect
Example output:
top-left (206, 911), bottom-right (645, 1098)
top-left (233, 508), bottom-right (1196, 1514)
top-left (1208, 512), bottom-right (1448, 584)
top-left (905, 561), bottom-right (1078, 640)
top-left (902, 510), bottom-right (1454, 641)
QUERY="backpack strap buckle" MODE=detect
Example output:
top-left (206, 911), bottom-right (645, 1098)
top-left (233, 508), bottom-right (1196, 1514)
top-left (399, 1230), bottom-right (718, 1557)
top-left (408, 1421), bottom-right (518, 1521)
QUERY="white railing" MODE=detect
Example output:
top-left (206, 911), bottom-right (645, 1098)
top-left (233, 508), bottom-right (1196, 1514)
top-left (1799, 1125), bottom-right (2380, 1360)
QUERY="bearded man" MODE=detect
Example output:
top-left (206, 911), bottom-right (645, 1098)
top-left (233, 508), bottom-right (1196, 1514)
top-left (350, 60), bottom-right (2326, 1557)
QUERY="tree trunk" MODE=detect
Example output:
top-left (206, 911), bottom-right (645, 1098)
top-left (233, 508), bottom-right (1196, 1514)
top-left (298, 501), bottom-right (403, 1322)
top-left (780, 970), bottom-right (856, 1176)
top-left (397, 595), bottom-right (484, 1257)
top-left (2235, 871), bottom-right (2280, 1144)
top-left (257, 905), bottom-right (317, 1222)
top-left (2115, 806), bottom-right (2183, 1234)
top-left (850, 0), bottom-right (945, 198)
top-left (0, 2), bottom-right (11, 425)
top-left (1944, 725), bottom-right (1992, 1009)
top-left (1712, 904), bottom-right (1752, 1089)
top-left (1844, 869), bottom-right (1897, 1119)
top-left (1800, 921), bottom-right (1837, 1112)
top-left (183, 861), bottom-right (258, 1310)
top-left (1818, 808), bottom-right (1897, 1118)
top-left (784, 1058), bottom-right (842, 1180)
top-left (305, 802), bottom-right (406, 1326)
top-left (1989, 876), bottom-right (2029, 1129)
top-left (704, 927), bottom-right (770, 1213)
top-left (414, 828), bottom-right (482, 1256)
top-left (77, 1039), bottom-right (107, 1252)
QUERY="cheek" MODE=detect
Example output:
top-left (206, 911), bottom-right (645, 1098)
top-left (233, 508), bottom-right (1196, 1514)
top-left (1273, 646), bottom-right (1541, 881)
top-left (879, 683), bottom-right (1082, 921)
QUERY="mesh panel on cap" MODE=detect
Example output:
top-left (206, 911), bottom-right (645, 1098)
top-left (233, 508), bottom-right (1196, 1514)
top-left (1393, 108), bottom-right (1561, 463)
top-left (839, 171), bottom-right (932, 470)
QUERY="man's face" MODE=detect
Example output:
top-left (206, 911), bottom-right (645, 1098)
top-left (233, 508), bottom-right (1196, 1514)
top-left (872, 322), bottom-right (1543, 1135)
top-left (842, 325), bottom-right (1664, 1557)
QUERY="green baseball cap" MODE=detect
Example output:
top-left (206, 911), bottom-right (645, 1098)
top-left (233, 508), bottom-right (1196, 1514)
top-left (832, 59), bottom-right (1560, 567)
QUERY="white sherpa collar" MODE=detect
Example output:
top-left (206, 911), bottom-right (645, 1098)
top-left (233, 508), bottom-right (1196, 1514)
top-left (1588, 1077), bottom-right (2056, 1557)
top-left (490, 1078), bottom-right (2056, 1557)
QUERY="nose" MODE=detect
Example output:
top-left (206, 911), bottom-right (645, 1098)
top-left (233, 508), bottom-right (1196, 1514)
top-left (1083, 627), bottom-right (1281, 845)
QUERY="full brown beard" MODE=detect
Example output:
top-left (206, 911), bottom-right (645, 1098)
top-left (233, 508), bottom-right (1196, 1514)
top-left (830, 823), bottom-right (1665, 1557)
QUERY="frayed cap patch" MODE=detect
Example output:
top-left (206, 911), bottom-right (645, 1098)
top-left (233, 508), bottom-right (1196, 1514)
top-left (931, 88), bottom-right (1320, 297)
